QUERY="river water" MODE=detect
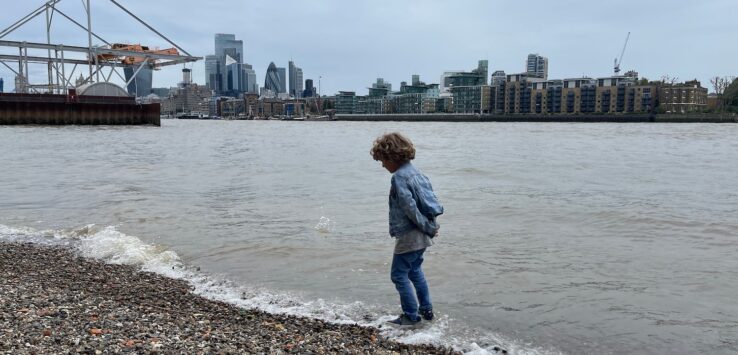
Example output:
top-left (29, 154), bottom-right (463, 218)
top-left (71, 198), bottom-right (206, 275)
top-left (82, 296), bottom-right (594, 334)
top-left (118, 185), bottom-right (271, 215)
top-left (1, 120), bottom-right (737, 354)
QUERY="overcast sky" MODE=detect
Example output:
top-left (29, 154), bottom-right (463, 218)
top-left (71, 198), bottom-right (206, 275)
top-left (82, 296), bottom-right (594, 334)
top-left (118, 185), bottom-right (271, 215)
top-left (1, 0), bottom-right (736, 94)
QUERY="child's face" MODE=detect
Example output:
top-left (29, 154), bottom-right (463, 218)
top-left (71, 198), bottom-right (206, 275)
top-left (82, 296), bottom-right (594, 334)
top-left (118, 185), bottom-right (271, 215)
top-left (380, 159), bottom-right (400, 173)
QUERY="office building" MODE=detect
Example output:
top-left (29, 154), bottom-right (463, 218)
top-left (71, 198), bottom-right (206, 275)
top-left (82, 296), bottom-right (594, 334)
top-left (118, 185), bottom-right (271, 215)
top-left (204, 55), bottom-right (219, 92)
top-left (277, 67), bottom-right (287, 94)
top-left (288, 61), bottom-right (304, 97)
top-left (215, 34), bottom-right (243, 74)
top-left (369, 78), bottom-right (392, 97)
top-left (445, 60), bottom-right (488, 89)
top-left (450, 85), bottom-right (492, 113)
top-left (526, 53), bottom-right (548, 79)
top-left (477, 60), bottom-right (488, 85)
top-left (440, 71), bottom-right (460, 92)
top-left (244, 66), bottom-right (257, 94)
top-left (160, 83), bottom-right (212, 116)
top-left (225, 63), bottom-right (244, 94)
top-left (491, 70), bottom-right (506, 86)
top-left (303, 79), bottom-right (317, 97)
top-left (205, 34), bottom-right (247, 94)
top-left (336, 91), bottom-right (357, 114)
top-left (123, 64), bottom-right (153, 97)
top-left (264, 62), bottom-right (282, 93)
top-left (398, 76), bottom-right (438, 97)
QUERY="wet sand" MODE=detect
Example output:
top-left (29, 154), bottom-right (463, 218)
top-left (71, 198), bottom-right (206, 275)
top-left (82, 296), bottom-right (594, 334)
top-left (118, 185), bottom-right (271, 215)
top-left (0, 242), bottom-right (458, 354)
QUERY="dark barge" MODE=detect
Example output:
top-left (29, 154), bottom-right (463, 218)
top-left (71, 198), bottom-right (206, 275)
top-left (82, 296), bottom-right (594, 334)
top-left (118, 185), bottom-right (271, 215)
top-left (0, 84), bottom-right (160, 126)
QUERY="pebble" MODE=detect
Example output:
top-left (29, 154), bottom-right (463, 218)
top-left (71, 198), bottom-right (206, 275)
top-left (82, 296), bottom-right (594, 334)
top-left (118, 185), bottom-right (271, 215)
top-left (0, 242), bottom-right (458, 354)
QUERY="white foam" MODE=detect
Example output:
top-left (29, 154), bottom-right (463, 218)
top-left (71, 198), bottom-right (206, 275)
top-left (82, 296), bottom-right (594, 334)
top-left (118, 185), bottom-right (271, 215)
top-left (314, 216), bottom-right (335, 233)
top-left (75, 226), bottom-right (183, 277)
top-left (0, 223), bottom-right (559, 354)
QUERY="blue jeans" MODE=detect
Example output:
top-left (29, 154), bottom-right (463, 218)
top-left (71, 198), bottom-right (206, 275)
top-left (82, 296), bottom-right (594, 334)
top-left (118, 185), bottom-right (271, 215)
top-left (391, 248), bottom-right (432, 321)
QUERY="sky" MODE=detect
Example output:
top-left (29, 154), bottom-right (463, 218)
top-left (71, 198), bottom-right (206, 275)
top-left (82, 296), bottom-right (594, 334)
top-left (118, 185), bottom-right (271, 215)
top-left (1, 0), bottom-right (737, 94)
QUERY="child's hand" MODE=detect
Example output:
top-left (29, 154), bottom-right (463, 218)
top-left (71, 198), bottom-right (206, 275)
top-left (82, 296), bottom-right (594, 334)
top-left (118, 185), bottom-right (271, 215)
top-left (433, 228), bottom-right (440, 238)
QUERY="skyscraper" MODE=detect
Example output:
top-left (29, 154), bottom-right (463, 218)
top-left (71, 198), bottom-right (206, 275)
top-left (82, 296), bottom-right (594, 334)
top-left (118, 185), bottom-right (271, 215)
top-left (264, 62), bottom-right (282, 93)
top-left (526, 54), bottom-right (548, 79)
top-left (210, 34), bottom-right (245, 94)
top-left (244, 65), bottom-right (257, 93)
top-left (204, 55), bottom-right (219, 92)
top-left (226, 63), bottom-right (244, 93)
top-left (277, 67), bottom-right (287, 94)
top-left (303, 79), bottom-right (316, 97)
top-left (123, 64), bottom-right (153, 96)
top-left (288, 61), bottom-right (304, 98)
top-left (215, 34), bottom-right (243, 64)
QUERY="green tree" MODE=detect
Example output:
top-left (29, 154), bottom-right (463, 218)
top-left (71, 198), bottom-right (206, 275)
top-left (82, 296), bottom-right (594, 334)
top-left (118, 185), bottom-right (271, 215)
top-left (725, 78), bottom-right (738, 112)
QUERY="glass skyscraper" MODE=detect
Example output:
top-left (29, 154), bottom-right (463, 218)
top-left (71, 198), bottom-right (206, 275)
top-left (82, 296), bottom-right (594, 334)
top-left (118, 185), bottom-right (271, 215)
top-left (204, 55), bottom-right (219, 92)
top-left (288, 61), bottom-right (304, 97)
top-left (277, 67), bottom-right (287, 94)
top-left (206, 34), bottom-right (245, 94)
top-left (123, 64), bottom-right (153, 97)
top-left (265, 62), bottom-right (282, 93)
top-left (244, 66), bottom-right (257, 94)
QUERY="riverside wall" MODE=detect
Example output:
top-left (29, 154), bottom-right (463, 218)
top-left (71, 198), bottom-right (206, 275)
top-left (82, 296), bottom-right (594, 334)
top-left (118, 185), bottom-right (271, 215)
top-left (336, 113), bottom-right (738, 123)
top-left (0, 93), bottom-right (160, 126)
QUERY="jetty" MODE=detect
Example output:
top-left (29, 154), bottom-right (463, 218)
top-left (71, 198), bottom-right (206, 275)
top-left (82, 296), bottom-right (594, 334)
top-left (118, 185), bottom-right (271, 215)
top-left (0, 0), bottom-right (200, 125)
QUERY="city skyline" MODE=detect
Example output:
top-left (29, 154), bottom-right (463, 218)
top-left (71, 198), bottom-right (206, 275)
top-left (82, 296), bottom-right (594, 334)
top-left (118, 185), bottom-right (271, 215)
top-left (1, 0), bottom-right (736, 95)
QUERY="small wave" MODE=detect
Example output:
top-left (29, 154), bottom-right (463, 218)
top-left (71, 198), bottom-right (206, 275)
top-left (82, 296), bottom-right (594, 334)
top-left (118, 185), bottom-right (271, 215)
top-left (0, 223), bottom-right (557, 355)
top-left (314, 216), bottom-right (335, 233)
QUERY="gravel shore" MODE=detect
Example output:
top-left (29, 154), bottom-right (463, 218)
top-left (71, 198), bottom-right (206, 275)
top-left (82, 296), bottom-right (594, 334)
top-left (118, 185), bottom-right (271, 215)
top-left (0, 242), bottom-right (459, 354)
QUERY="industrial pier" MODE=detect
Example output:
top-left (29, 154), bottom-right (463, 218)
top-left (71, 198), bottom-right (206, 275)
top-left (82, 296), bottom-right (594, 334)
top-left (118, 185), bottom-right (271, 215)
top-left (0, 0), bottom-right (200, 126)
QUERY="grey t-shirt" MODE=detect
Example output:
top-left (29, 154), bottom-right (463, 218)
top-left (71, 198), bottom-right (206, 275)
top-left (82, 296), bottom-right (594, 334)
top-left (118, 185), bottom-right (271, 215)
top-left (394, 228), bottom-right (433, 254)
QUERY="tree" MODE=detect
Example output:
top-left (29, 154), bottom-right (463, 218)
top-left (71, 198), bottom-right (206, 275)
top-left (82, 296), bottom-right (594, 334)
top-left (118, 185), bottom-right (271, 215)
top-left (710, 76), bottom-right (737, 111)
top-left (724, 78), bottom-right (738, 112)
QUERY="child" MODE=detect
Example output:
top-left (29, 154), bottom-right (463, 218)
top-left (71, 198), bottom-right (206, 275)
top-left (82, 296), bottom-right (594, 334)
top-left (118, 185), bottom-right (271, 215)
top-left (370, 132), bottom-right (444, 326)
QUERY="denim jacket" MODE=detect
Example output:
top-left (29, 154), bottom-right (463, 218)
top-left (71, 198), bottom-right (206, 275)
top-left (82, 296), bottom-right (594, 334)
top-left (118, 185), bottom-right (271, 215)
top-left (389, 162), bottom-right (444, 237)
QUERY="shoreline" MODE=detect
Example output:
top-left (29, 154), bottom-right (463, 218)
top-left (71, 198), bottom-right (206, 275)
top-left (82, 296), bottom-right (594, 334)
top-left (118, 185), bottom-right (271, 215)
top-left (0, 242), bottom-right (459, 354)
top-left (335, 113), bottom-right (738, 123)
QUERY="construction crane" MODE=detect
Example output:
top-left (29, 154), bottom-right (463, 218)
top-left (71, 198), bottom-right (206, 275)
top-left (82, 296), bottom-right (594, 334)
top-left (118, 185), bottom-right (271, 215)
top-left (613, 32), bottom-right (630, 75)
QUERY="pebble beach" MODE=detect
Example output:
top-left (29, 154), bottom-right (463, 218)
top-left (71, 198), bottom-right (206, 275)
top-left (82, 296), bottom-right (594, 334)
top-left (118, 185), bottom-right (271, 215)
top-left (0, 242), bottom-right (459, 354)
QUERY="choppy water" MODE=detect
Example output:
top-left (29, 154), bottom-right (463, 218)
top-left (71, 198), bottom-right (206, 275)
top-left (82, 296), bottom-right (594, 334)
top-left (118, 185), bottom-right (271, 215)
top-left (1, 120), bottom-right (737, 354)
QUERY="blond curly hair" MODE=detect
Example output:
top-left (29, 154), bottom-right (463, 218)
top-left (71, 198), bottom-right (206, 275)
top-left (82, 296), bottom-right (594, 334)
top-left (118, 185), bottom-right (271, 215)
top-left (370, 132), bottom-right (416, 163)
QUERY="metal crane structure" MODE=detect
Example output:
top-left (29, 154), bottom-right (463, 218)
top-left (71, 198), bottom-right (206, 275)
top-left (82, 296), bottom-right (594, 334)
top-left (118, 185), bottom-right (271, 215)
top-left (613, 32), bottom-right (630, 75)
top-left (0, 0), bottom-right (200, 95)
